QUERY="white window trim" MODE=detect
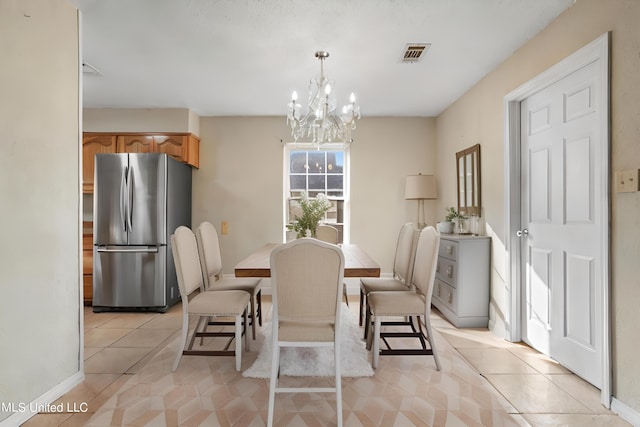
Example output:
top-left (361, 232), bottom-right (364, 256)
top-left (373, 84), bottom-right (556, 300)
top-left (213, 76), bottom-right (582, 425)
top-left (282, 142), bottom-right (350, 244)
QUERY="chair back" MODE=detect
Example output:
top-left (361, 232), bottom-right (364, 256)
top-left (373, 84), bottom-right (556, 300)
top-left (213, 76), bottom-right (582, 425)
top-left (316, 224), bottom-right (339, 244)
top-left (195, 221), bottom-right (223, 288)
top-left (410, 226), bottom-right (440, 303)
top-left (270, 238), bottom-right (345, 325)
top-left (394, 222), bottom-right (419, 284)
top-left (171, 226), bottom-right (205, 298)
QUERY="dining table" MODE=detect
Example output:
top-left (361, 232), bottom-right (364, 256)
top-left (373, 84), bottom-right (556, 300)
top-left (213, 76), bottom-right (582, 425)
top-left (234, 243), bottom-right (381, 278)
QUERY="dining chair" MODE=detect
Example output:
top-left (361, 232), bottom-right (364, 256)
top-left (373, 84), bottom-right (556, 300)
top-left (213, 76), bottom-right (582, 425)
top-left (367, 226), bottom-right (441, 370)
top-left (316, 224), bottom-right (339, 243)
top-left (195, 221), bottom-right (262, 339)
top-left (359, 222), bottom-right (418, 333)
top-left (315, 223), bottom-right (350, 306)
top-left (171, 226), bottom-right (250, 372)
top-left (267, 238), bottom-right (345, 427)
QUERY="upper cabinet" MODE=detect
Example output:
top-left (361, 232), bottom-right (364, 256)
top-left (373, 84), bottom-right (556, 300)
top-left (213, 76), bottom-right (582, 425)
top-left (82, 132), bottom-right (200, 193)
top-left (82, 134), bottom-right (117, 193)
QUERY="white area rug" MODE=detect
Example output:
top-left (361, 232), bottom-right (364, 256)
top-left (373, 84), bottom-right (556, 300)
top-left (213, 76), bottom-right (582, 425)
top-left (243, 304), bottom-right (374, 378)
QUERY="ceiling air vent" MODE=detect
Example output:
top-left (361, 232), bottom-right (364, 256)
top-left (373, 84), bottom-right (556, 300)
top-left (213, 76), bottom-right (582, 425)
top-left (401, 43), bottom-right (430, 63)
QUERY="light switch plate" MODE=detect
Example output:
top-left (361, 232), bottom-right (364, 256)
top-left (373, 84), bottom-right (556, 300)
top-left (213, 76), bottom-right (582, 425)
top-left (615, 170), bottom-right (640, 193)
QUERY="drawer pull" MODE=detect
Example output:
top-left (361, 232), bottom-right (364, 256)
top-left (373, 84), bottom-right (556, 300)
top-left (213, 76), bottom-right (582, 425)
top-left (437, 284), bottom-right (441, 297)
top-left (448, 291), bottom-right (453, 304)
top-left (447, 265), bottom-right (454, 278)
top-left (436, 261), bottom-right (440, 273)
top-left (446, 245), bottom-right (454, 255)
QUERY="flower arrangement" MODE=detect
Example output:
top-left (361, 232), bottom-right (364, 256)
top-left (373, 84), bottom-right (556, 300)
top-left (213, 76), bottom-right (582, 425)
top-left (287, 192), bottom-right (332, 238)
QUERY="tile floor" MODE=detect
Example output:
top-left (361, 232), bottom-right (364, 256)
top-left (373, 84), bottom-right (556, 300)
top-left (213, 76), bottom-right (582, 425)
top-left (21, 297), bottom-right (631, 427)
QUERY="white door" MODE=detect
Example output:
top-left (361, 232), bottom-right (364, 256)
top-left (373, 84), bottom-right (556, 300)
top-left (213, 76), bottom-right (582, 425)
top-left (520, 60), bottom-right (603, 388)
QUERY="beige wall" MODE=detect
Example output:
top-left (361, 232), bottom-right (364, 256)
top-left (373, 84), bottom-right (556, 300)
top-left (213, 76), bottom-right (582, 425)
top-left (84, 108), bottom-right (200, 135)
top-left (194, 116), bottom-right (437, 276)
top-left (435, 0), bottom-right (640, 410)
top-left (0, 0), bottom-right (81, 423)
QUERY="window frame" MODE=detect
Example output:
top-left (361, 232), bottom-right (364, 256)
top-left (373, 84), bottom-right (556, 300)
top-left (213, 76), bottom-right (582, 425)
top-left (282, 143), bottom-right (350, 243)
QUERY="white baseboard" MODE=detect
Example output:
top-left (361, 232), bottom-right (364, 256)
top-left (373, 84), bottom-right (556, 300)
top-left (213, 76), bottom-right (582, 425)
top-left (0, 371), bottom-right (85, 426)
top-left (611, 397), bottom-right (640, 427)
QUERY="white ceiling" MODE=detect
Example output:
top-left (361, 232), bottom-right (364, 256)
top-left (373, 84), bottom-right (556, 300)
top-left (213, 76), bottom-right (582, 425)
top-left (72, 0), bottom-right (575, 117)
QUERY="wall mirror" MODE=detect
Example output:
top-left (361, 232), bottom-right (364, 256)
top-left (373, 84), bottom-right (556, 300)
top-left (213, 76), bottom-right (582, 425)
top-left (456, 143), bottom-right (481, 216)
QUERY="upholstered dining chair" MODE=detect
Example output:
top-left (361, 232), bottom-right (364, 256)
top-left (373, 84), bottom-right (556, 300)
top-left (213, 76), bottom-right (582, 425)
top-left (359, 222), bottom-right (418, 334)
top-left (195, 221), bottom-right (262, 339)
top-left (171, 226), bottom-right (250, 372)
top-left (367, 226), bottom-right (441, 370)
top-left (267, 238), bottom-right (345, 427)
top-left (316, 224), bottom-right (339, 243)
top-left (315, 223), bottom-right (349, 306)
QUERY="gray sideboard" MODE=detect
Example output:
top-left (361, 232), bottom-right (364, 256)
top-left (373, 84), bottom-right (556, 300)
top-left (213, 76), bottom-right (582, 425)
top-left (431, 234), bottom-right (490, 328)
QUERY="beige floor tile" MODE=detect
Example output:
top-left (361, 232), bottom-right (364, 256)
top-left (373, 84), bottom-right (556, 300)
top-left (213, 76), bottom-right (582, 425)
top-left (84, 347), bottom-right (153, 374)
top-left (522, 413), bottom-right (633, 426)
top-left (95, 312), bottom-right (158, 329)
top-left (20, 413), bottom-right (73, 426)
top-left (484, 373), bottom-right (590, 414)
top-left (545, 373), bottom-right (614, 415)
top-left (457, 347), bottom-right (539, 375)
top-left (52, 373), bottom-right (121, 413)
top-left (83, 328), bottom-right (131, 348)
top-left (110, 328), bottom-right (176, 348)
top-left (508, 345), bottom-right (571, 374)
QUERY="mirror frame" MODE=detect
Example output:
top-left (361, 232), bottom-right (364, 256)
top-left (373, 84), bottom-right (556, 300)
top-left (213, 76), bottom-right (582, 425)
top-left (456, 143), bottom-right (481, 217)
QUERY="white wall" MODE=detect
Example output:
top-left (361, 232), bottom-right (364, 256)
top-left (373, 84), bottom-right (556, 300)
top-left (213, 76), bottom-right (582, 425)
top-left (0, 0), bottom-right (81, 423)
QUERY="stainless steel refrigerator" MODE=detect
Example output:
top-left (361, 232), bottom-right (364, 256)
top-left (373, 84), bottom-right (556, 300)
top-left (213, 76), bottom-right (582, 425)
top-left (92, 153), bottom-right (192, 312)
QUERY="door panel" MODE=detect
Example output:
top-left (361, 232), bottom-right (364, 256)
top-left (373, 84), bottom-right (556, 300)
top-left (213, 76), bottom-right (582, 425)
top-left (128, 153), bottom-right (167, 245)
top-left (94, 154), bottom-right (128, 245)
top-left (93, 246), bottom-right (166, 308)
top-left (520, 60), bottom-right (602, 387)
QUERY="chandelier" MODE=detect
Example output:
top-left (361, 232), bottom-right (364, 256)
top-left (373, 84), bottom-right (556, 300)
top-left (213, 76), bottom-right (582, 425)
top-left (287, 51), bottom-right (361, 146)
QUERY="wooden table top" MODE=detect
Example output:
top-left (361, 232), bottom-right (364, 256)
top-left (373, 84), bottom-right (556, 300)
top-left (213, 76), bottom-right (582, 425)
top-left (234, 243), bottom-right (381, 278)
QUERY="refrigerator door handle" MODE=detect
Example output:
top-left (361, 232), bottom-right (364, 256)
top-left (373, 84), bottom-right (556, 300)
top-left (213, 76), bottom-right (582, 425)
top-left (96, 246), bottom-right (160, 253)
top-left (127, 165), bottom-right (134, 232)
top-left (120, 166), bottom-right (128, 232)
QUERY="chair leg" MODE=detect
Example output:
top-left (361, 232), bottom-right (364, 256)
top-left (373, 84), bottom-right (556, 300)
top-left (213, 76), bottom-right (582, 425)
top-left (358, 289), bottom-right (364, 326)
top-left (335, 338), bottom-right (343, 427)
top-left (267, 343), bottom-right (280, 427)
top-left (424, 312), bottom-right (441, 371)
top-left (244, 307), bottom-right (250, 352)
top-left (257, 289), bottom-right (263, 327)
top-left (342, 283), bottom-right (349, 306)
top-left (172, 313), bottom-right (190, 372)
top-left (234, 314), bottom-right (242, 371)
top-left (250, 292), bottom-right (257, 340)
top-left (372, 316), bottom-right (381, 369)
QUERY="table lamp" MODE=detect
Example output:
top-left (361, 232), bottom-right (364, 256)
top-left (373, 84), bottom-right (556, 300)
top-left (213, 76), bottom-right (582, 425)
top-left (405, 174), bottom-right (437, 229)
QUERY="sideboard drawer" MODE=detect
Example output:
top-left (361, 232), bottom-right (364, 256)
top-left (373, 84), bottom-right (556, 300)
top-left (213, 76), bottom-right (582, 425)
top-left (438, 240), bottom-right (458, 261)
top-left (436, 257), bottom-right (457, 286)
top-left (433, 279), bottom-right (457, 313)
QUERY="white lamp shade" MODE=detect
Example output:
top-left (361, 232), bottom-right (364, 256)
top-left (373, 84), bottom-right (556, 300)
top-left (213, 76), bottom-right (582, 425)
top-left (405, 174), bottom-right (437, 200)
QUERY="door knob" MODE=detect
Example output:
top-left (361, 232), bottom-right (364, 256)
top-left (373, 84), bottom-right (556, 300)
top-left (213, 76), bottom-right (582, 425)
top-left (516, 229), bottom-right (529, 237)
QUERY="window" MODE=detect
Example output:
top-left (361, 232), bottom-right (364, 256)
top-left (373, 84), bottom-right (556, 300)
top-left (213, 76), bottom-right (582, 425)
top-left (284, 145), bottom-right (349, 243)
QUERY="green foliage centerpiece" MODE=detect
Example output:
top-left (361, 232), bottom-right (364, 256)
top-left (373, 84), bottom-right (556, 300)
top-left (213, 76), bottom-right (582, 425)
top-left (288, 192), bottom-right (332, 238)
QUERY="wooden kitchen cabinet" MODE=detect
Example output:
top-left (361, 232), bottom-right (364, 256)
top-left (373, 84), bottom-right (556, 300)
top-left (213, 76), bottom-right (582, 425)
top-left (114, 133), bottom-right (199, 166)
top-left (82, 134), bottom-right (117, 193)
top-left (82, 132), bottom-right (200, 193)
top-left (82, 222), bottom-right (93, 304)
